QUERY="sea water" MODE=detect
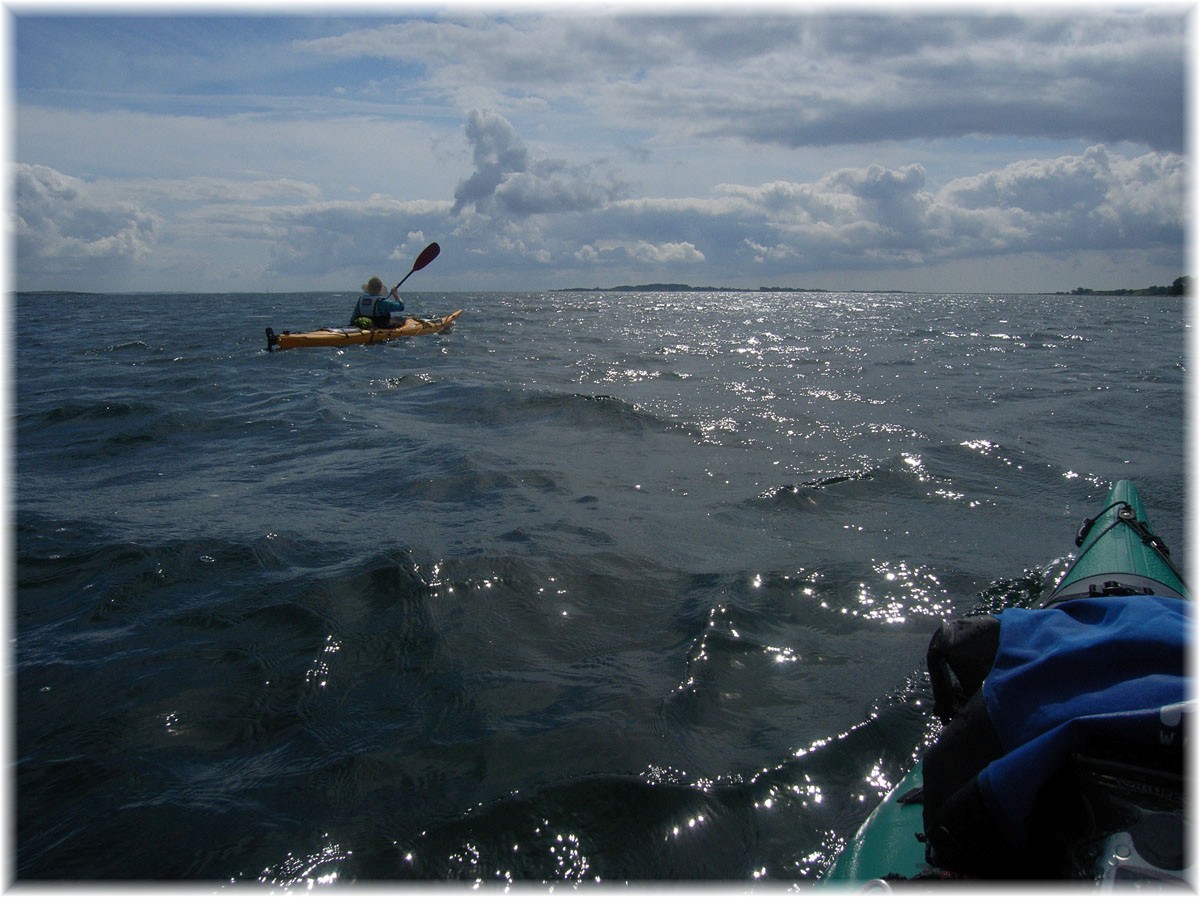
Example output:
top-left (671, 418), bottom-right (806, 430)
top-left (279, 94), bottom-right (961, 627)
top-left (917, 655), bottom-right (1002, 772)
top-left (15, 289), bottom-right (1186, 881)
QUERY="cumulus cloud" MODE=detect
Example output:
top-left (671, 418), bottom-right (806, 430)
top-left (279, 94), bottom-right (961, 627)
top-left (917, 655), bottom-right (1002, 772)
top-left (389, 231), bottom-right (432, 263)
top-left (451, 111), bottom-right (529, 215)
top-left (575, 240), bottom-right (705, 265)
top-left (249, 134), bottom-right (1189, 288)
top-left (14, 163), bottom-right (162, 282)
top-left (934, 146), bottom-right (1186, 254)
top-left (451, 110), bottom-right (626, 218)
top-left (702, 146), bottom-right (1186, 271)
top-left (512, 139), bottom-right (1179, 283)
top-left (14, 14), bottom-right (1185, 291)
top-left (13, 119), bottom-right (1184, 291)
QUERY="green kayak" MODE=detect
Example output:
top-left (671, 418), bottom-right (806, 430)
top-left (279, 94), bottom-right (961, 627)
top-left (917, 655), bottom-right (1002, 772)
top-left (1050, 480), bottom-right (1186, 603)
top-left (823, 480), bottom-right (1188, 884)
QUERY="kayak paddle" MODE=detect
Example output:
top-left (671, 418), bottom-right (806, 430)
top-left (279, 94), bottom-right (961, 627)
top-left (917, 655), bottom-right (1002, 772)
top-left (392, 242), bottom-right (441, 292)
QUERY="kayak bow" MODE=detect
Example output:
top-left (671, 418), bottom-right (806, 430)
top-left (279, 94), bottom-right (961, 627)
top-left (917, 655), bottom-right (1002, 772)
top-left (1049, 479), bottom-right (1186, 603)
top-left (823, 480), bottom-right (1188, 884)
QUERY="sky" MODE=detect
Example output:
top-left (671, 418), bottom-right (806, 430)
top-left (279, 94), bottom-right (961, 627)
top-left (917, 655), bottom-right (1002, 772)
top-left (8, 3), bottom-right (1192, 294)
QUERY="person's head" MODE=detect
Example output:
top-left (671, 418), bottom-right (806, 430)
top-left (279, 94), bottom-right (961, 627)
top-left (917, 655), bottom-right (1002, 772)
top-left (362, 276), bottom-right (385, 295)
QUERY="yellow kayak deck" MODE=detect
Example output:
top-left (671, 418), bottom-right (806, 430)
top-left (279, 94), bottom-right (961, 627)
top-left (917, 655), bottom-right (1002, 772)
top-left (266, 310), bottom-right (462, 351)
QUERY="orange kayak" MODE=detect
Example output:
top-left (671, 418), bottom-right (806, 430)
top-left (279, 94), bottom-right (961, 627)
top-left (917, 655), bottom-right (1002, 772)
top-left (266, 310), bottom-right (462, 351)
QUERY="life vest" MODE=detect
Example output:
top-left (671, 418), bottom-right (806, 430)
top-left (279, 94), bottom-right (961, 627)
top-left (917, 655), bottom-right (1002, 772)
top-left (353, 292), bottom-right (402, 327)
top-left (921, 595), bottom-right (1188, 878)
top-left (355, 293), bottom-right (384, 325)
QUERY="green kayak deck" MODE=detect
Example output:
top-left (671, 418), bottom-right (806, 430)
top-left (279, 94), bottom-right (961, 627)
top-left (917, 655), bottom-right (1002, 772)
top-left (825, 764), bottom-right (927, 881)
top-left (823, 480), bottom-right (1187, 883)
top-left (1049, 479), bottom-right (1186, 603)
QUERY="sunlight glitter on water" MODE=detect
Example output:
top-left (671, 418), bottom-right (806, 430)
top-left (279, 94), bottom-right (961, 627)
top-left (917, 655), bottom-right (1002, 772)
top-left (849, 560), bottom-right (953, 624)
top-left (16, 290), bottom-right (1185, 882)
top-left (303, 635), bottom-right (341, 689)
top-left (258, 837), bottom-right (347, 887)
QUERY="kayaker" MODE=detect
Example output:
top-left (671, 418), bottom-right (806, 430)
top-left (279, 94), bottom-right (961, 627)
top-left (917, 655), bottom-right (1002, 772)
top-left (352, 276), bottom-right (407, 328)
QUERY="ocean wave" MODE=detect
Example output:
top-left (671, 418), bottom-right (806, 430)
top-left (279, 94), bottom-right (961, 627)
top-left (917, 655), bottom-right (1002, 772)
top-left (27, 398), bottom-right (160, 425)
top-left (15, 290), bottom-right (1185, 881)
top-left (81, 339), bottom-right (160, 355)
top-left (385, 772), bottom-right (746, 881)
top-left (417, 383), bottom-right (702, 437)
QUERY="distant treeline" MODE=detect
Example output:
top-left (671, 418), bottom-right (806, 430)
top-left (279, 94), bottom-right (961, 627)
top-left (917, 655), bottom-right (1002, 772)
top-left (1062, 276), bottom-right (1189, 297)
top-left (560, 277), bottom-right (1192, 296)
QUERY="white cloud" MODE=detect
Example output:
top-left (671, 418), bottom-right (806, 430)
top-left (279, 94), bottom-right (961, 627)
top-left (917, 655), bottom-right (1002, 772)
top-left (13, 127), bottom-right (1185, 292)
top-left (12, 13), bottom-right (1186, 292)
top-left (576, 240), bottom-right (706, 266)
top-left (14, 163), bottom-right (162, 282)
top-left (695, 145), bottom-right (1187, 272)
top-left (935, 146), bottom-right (1187, 254)
top-left (450, 110), bottom-right (528, 215)
top-left (451, 109), bottom-right (626, 217)
top-left (298, 13), bottom-right (1185, 154)
top-left (389, 231), bottom-right (431, 262)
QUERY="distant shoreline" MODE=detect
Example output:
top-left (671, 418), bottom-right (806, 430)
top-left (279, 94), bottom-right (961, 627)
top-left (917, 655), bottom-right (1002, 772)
top-left (553, 279), bottom-right (1188, 296)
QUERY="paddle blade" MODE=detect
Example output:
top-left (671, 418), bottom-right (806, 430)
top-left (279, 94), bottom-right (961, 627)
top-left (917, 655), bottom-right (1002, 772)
top-left (413, 242), bottom-right (441, 271)
top-left (392, 242), bottom-right (442, 291)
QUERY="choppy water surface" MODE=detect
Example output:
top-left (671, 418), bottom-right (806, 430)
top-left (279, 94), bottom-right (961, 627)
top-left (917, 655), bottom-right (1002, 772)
top-left (15, 289), bottom-right (1186, 881)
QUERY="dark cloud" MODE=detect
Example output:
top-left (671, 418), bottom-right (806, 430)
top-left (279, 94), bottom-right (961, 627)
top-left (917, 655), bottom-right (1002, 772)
top-left (312, 13), bottom-right (1185, 153)
top-left (575, 10), bottom-right (1182, 164)
top-left (720, 90), bottom-right (1179, 152)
